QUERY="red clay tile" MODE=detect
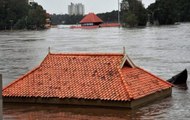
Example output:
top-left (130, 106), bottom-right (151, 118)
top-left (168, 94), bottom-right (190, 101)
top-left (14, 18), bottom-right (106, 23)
top-left (80, 13), bottom-right (103, 24)
top-left (3, 52), bottom-right (172, 101)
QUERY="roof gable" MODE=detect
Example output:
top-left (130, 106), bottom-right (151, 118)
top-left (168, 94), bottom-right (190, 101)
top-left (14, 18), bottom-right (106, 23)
top-left (120, 54), bottom-right (136, 68)
top-left (80, 13), bottom-right (103, 24)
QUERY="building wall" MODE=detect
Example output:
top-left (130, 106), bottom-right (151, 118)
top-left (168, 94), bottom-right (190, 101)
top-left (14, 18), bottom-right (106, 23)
top-left (68, 3), bottom-right (84, 15)
top-left (3, 88), bottom-right (172, 109)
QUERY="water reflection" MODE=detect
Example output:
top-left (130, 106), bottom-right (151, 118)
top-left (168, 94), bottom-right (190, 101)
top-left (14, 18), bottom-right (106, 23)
top-left (4, 101), bottom-right (172, 120)
top-left (3, 103), bottom-right (139, 120)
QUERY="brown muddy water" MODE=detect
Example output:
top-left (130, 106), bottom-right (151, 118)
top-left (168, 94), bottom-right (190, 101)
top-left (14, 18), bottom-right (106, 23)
top-left (0, 23), bottom-right (190, 119)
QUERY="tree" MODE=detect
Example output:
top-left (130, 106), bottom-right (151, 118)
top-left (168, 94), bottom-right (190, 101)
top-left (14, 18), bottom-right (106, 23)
top-left (27, 3), bottom-right (46, 29)
top-left (50, 10), bottom-right (119, 25)
top-left (50, 14), bottom-right (84, 25)
top-left (147, 0), bottom-right (190, 25)
top-left (97, 10), bottom-right (118, 23)
top-left (0, 0), bottom-right (29, 30)
top-left (0, 0), bottom-right (47, 30)
top-left (177, 0), bottom-right (190, 22)
top-left (122, 11), bottom-right (138, 27)
top-left (121, 0), bottom-right (148, 27)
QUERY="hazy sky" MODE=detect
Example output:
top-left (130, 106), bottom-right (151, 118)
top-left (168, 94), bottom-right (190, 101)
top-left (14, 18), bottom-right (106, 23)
top-left (35, 0), bottom-right (155, 14)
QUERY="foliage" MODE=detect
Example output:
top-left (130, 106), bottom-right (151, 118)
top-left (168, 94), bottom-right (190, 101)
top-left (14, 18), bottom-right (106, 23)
top-left (122, 11), bottom-right (137, 27)
top-left (97, 10), bottom-right (118, 23)
top-left (50, 14), bottom-right (84, 25)
top-left (121, 0), bottom-right (148, 27)
top-left (147, 0), bottom-right (178, 25)
top-left (0, 0), bottom-right (47, 30)
top-left (147, 0), bottom-right (190, 25)
top-left (177, 0), bottom-right (190, 22)
top-left (26, 3), bottom-right (46, 29)
top-left (50, 10), bottom-right (119, 25)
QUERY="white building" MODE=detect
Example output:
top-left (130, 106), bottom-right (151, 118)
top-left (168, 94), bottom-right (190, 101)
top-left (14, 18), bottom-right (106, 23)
top-left (68, 3), bottom-right (85, 15)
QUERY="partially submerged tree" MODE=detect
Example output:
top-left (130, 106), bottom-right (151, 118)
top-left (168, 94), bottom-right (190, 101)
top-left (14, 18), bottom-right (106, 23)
top-left (122, 11), bottom-right (138, 27)
top-left (121, 0), bottom-right (147, 27)
top-left (147, 0), bottom-right (190, 25)
top-left (147, 0), bottom-right (178, 25)
top-left (0, 0), bottom-right (47, 30)
top-left (27, 3), bottom-right (46, 29)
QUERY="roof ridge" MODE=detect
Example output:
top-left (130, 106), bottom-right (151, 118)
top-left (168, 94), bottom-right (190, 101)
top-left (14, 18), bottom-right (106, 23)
top-left (137, 67), bottom-right (173, 86)
top-left (80, 13), bottom-right (103, 23)
top-left (117, 67), bottom-right (133, 100)
top-left (49, 52), bottom-right (123, 56)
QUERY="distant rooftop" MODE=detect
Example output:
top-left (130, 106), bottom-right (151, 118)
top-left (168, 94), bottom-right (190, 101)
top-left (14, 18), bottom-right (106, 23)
top-left (80, 13), bottom-right (103, 24)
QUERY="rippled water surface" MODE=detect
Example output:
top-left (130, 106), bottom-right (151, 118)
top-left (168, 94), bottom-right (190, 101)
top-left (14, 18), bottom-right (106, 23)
top-left (1, 24), bottom-right (190, 119)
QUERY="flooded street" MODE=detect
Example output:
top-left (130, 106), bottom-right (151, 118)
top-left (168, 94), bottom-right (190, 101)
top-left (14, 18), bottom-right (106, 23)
top-left (1, 23), bottom-right (190, 119)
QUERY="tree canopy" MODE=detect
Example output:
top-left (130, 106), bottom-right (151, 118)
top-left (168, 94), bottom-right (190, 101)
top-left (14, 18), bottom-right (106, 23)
top-left (121, 0), bottom-right (148, 27)
top-left (0, 0), bottom-right (47, 30)
top-left (50, 10), bottom-right (119, 25)
top-left (50, 14), bottom-right (84, 25)
top-left (97, 10), bottom-right (118, 23)
top-left (147, 0), bottom-right (190, 25)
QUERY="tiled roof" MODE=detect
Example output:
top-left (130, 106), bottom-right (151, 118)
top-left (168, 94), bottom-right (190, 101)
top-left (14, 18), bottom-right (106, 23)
top-left (3, 53), bottom-right (172, 101)
top-left (80, 13), bottom-right (103, 24)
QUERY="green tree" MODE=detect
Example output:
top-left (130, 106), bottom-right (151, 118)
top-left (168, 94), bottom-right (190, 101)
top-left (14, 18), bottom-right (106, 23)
top-left (121, 0), bottom-right (147, 27)
top-left (147, 0), bottom-right (189, 25)
top-left (122, 11), bottom-right (138, 27)
top-left (50, 14), bottom-right (84, 25)
top-left (0, 0), bottom-right (29, 30)
top-left (0, 0), bottom-right (47, 30)
top-left (177, 0), bottom-right (190, 22)
top-left (0, 0), bottom-right (7, 29)
top-left (97, 10), bottom-right (118, 23)
top-left (27, 3), bottom-right (46, 29)
top-left (50, 10), bottom-right (119, 25)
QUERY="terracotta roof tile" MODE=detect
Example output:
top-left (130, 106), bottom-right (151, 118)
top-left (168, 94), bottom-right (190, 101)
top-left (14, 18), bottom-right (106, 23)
top-left (3, 52), bottom-right (172, 101)
top-left (121, 67), bottom-right (172, 99)
top-left (80, 13), bottom-right (103, 24)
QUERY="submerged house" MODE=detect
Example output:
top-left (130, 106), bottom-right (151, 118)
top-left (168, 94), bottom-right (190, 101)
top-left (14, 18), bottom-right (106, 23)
top-left (80, 13), bottom-right (103, 26)
top-left (70, 12), bottom-right (120, 28)
top-left (3, 51), bottom-right (172, 108)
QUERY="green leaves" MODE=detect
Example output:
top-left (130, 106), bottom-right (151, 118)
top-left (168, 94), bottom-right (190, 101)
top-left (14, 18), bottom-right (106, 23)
top-left (147, 0), bottom-right (190, 25)
top-left (121, 0), bottom-right (147, 27)
top-left (27, 4), bottom-right (46, 29)
top-left (122, 11), bottom-right (138, 27)
top-left (0, 0), bottom-right (46, 30)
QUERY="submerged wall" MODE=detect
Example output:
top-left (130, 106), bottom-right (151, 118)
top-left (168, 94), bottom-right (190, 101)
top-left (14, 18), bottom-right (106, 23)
top-left (3, 87), bottom-right (172, 109)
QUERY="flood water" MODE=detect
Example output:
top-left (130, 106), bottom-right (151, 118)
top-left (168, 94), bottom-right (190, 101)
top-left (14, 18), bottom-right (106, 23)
top-left (1, 23), bottom-right (190, 119)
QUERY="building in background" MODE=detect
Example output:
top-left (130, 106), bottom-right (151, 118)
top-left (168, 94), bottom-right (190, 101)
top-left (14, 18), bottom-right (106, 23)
top-left (68, 2), bottom-right (85, 15)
